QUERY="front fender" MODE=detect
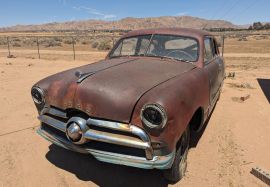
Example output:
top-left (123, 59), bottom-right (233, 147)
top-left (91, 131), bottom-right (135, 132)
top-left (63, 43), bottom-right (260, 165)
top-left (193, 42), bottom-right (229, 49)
top-left (131, 67), bottom-right (209, 152)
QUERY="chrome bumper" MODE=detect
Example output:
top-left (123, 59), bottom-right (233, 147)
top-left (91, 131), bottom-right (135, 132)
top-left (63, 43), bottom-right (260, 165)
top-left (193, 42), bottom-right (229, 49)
top-left (37, 107), bottom-right (175, 169)
top-left (37, 127), bottom-right (174, 169)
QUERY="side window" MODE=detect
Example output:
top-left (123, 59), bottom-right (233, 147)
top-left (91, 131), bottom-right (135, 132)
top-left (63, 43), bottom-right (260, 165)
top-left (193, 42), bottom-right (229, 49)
top-left (121, 38), bottom-right (138, 56)
top-left (204, 37), bottom-right (214, 63)
top-left (111, 42), bottom-right (122, 56)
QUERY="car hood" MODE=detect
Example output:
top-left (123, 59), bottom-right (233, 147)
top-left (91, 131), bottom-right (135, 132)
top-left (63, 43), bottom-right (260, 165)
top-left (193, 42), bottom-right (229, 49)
top-left (36, 57), bottom-right (195, 123)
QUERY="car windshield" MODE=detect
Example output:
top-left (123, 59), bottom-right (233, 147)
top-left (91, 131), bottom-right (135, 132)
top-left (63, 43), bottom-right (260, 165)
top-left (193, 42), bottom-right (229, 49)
top-left (110, 34), bottom-right (199, 62)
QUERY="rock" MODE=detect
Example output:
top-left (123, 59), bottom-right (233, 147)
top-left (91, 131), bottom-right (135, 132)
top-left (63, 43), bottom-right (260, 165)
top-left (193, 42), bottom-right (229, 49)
top-left (7, 54), bottom-right (16, 58)
top-left (240, 94), bottom-right (250, 101)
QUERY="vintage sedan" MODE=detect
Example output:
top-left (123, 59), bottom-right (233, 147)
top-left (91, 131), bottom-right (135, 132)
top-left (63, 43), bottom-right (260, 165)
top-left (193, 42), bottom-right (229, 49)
top-left (31, 28), bottom-right (224, 182)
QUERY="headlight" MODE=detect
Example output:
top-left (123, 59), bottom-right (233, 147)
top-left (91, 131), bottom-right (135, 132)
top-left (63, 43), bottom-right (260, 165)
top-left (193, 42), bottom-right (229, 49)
top-left (140, 104), bottom-right (167, 129)
top-left (31, 87), bottom-right (45, 105)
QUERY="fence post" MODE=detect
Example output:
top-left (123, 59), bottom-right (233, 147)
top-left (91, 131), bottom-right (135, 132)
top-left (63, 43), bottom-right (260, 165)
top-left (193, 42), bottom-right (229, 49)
top-left (222, 35), bottom-right (225, 57)
top-left (112, 30), bottom-right (115, 46)
top-left (72, 37), bottom-right (75, 60)
top-left (112, 36), bottom-right (115, 46)
top-left (7, 37), bottom-right (11, 57)
top-left (36, 36), bottom-right (40, 59)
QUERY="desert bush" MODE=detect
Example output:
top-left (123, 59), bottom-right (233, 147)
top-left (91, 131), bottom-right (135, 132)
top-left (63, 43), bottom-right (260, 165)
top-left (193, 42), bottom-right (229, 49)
top-left (92, 42), bottom-right (99, 48)
top-left (13, 38), bottom-right (21, 42)
top-left (64, 39), bottom-right (72, 44)
top-left (23, 38), bottom-right (36, 46)
top-left (227, 82), bottom-right (254, 89)
top-left (81, 41), bottom-right (90, 45)
top-left (64, 39), bottom-right (76, 45)
top-left (45, 40), bottom-right (62, 47)
top-left (0, 38), bottom-right (7, 45)
top-left (98, 41), bottom-right (112, 50)
top-left (13, 42), bottom-right (21, 47)
top-left (238, 36), bottom-right (248, 41)
top-left (39, 38), bottom-right (50, 45)
top-left (53, 37), bottom-right (62, 42)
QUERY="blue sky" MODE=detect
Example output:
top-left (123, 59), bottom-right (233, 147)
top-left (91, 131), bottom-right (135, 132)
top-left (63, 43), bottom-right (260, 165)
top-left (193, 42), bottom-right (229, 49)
top-left (0, 0), bottom-right (269, 27)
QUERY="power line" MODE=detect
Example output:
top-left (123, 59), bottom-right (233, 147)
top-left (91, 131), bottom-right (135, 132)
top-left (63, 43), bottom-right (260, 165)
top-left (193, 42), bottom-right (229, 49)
top-left (229, 0), bottom-right (259, 24)
top-left (208, 1), bottom-right (230, 21)
top-left (203, 0), bottom-right (241, 29)
top-left (216, 0), bottom-right (242, 21)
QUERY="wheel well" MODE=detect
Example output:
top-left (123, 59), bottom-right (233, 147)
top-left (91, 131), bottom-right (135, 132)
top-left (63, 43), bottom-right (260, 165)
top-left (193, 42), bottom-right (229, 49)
top-left (189, 107), bottom-right (204, 132)
top-left (175, 107), bottom-right (204, 149)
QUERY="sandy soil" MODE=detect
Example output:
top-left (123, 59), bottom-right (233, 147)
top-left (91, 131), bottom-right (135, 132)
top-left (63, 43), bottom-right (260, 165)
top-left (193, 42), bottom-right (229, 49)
top-left (0, 49), bottom-right (270, 186)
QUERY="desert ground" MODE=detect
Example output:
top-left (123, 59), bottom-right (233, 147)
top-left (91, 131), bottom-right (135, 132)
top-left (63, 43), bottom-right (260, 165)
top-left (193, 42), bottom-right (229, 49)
top-left (0, 34), bottom-right (270, 187)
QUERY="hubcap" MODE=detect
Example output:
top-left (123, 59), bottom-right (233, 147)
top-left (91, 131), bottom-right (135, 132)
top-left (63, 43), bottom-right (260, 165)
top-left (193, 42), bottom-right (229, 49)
top-left (179, 131), bottom-right (189, 175)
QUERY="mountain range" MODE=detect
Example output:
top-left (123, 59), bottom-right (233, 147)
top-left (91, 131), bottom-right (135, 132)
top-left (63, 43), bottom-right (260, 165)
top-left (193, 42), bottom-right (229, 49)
top-left (0, 16), bottom-right (244, 32)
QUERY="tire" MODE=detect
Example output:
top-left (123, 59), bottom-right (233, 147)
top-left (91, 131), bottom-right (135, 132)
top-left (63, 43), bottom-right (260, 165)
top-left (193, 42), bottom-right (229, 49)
top-left (217, 89), bottom-right (221, 101)
top-left (163, 127), bottom-right (190, 183)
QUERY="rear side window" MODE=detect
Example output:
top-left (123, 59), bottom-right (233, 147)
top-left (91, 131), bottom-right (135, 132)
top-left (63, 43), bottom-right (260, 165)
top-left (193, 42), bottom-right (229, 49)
top-left (204, 37), bottom-right (214, 62)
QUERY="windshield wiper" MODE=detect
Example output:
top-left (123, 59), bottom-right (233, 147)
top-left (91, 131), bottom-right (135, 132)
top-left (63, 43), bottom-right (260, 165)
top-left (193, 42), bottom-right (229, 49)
top-left (146, 55), bottom-right (193, 64)
top-left (162, 56), bottom-right (193, 64)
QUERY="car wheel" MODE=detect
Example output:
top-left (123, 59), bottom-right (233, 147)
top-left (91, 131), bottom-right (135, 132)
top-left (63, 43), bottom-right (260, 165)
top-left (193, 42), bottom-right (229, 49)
top-left (163, 127), bottom-right (190, 183)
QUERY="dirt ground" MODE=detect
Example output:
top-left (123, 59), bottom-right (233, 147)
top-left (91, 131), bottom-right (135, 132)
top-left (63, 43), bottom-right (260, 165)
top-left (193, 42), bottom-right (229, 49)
top-left (0, 40), bottom-right (270, 186)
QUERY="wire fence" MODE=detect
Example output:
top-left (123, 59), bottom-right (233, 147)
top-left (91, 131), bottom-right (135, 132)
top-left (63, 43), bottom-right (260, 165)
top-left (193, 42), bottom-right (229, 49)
top-left (0, 31), bottom-right (125, 61)
top-left (0, 32), bottom-right (270, 61)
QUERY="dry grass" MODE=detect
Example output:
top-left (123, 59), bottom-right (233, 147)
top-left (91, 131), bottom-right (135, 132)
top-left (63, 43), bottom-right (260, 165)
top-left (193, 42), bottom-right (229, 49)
top-left (227, 82), bottom-right (254, 89)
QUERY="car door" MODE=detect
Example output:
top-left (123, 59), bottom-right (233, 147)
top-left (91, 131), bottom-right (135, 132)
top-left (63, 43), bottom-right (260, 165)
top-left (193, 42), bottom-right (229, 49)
top-left (213, 38), bottom-right (225, 89)
top-left (203, 37), bottom-right (221, 104)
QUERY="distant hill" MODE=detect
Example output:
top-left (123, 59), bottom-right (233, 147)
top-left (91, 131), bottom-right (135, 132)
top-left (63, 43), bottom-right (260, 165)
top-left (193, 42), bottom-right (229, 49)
top-left (0, 16), bottom-right (243, 32)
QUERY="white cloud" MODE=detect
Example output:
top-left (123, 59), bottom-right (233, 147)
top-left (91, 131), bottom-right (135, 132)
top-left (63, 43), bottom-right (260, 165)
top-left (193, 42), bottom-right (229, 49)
top-left (72, 6), bottom-right (116, 19)
top-left (176, 12), bottom-right (188, 16)
top-left (103, 14), bottom-right (117, 19)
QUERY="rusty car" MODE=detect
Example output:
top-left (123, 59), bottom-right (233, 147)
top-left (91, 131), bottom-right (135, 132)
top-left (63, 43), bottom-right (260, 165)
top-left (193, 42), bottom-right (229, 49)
top-left (31, 28), bottom-right (225, 182)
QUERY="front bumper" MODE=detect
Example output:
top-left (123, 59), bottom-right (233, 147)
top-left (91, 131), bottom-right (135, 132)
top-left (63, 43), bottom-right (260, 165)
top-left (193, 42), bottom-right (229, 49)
top-left (37, 107), bottom-right (175, 170)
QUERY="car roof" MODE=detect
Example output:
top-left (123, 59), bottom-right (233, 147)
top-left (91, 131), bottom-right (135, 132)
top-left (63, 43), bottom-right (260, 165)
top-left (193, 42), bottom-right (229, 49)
top-left (124, 28), bottom-right (211, 39)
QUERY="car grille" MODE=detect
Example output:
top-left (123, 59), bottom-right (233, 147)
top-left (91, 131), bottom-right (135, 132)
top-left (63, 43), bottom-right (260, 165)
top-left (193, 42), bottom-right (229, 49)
top-left (38, 106), bottom-right (153, 159)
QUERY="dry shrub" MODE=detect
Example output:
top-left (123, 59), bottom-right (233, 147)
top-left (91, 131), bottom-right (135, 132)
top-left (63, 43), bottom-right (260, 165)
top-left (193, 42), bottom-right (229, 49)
top-left (81, 41), bottom-right (90, 45)
top-left (91, 42), bottom-right (99, 48)
top-left (13, 38), bottom-right (21, 42)
top-left (227, 82), bottom-right (254, 89)
top-left (0, 38), bottom-right (7, 45)
top-left (23, 38), bottom-right (36, 46)
top-left (238, 36), bottom-right (248, 41)
top-left (13, 42), bottom-right (21, 47)
top-left (64, 39), bottom-right (73, 45)
top-left (97, 41), bottom-right (112, 50)
top-left (45, 40), bottom-right (62, 47)
top-left (53, 37), bottom-right (62, 42)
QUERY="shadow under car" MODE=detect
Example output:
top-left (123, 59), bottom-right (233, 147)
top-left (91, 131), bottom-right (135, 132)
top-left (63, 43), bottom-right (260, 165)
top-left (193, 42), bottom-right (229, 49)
top-left (257, 78), bottom-right (270, 103)
top-left (46, 144), bottom-right (169, 187)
